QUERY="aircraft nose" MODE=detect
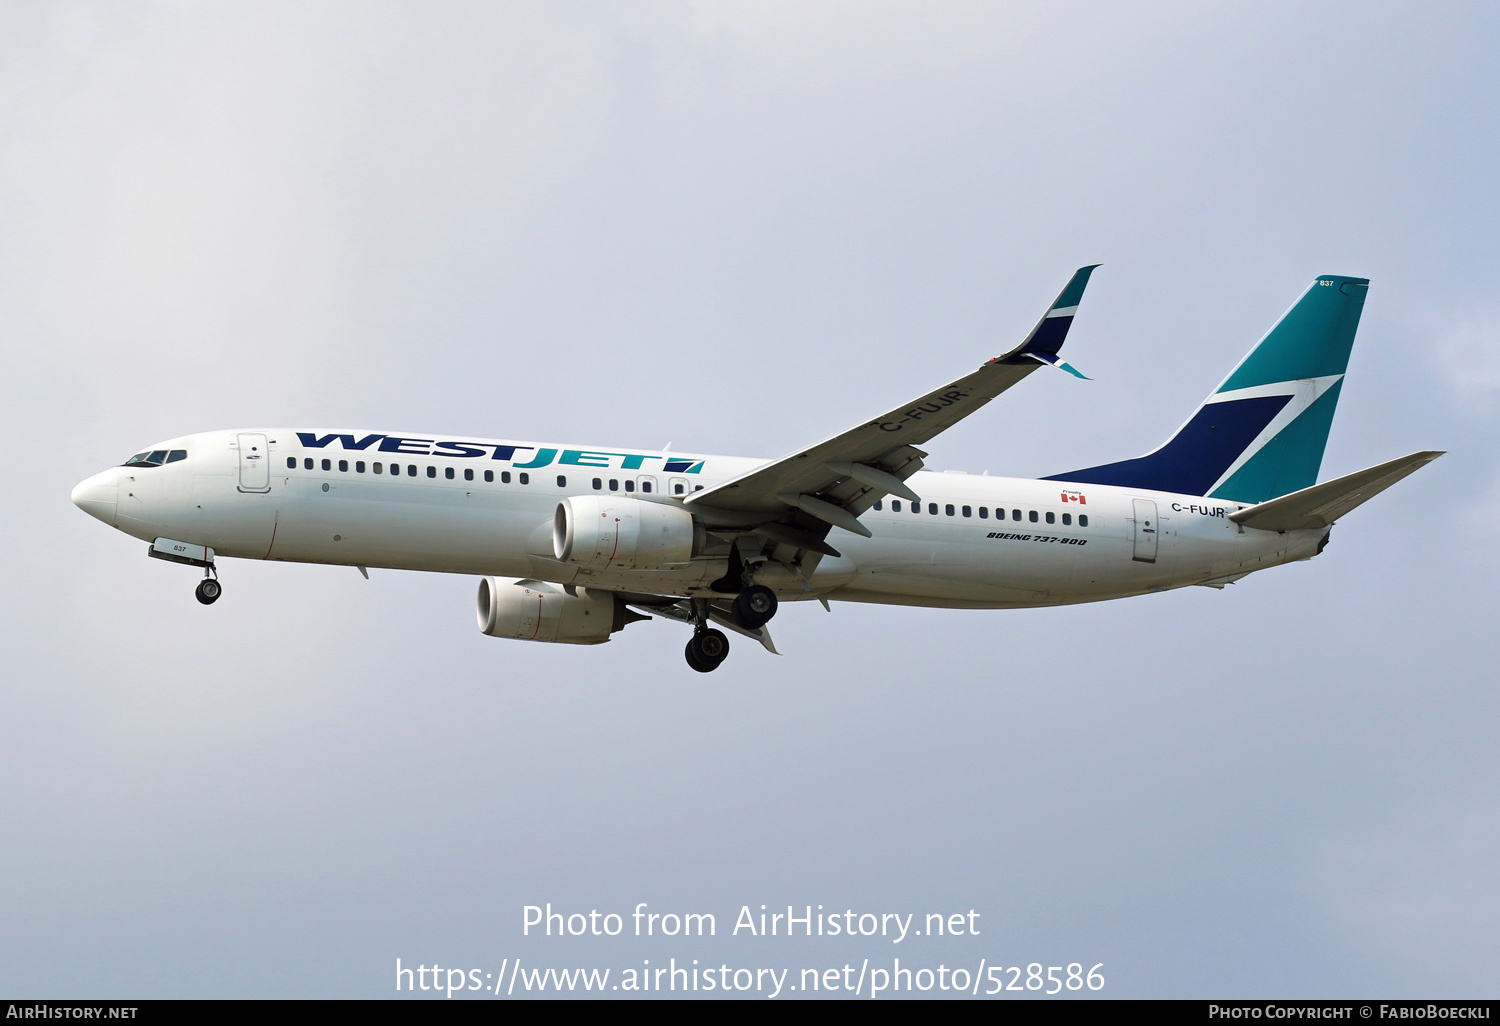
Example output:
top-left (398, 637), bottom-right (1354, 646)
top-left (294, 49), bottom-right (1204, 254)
top-left (71, 469), bottom-right (119, 526)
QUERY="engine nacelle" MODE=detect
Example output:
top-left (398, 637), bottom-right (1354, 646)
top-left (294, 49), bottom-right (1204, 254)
top-left (552, 495), bottom-right (696, 571)
top-left (476, 577), bottom-right (617, 645)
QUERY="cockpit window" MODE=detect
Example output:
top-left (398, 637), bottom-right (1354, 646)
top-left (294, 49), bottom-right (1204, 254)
top-left (122, 449), bottom-right (187, 468)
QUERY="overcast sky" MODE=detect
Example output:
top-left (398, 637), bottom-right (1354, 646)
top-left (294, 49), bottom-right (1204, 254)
top-left (2, 1), bottom-right (1497, 999)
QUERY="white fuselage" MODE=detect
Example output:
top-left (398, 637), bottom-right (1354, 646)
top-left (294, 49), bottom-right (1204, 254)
top-left (73, 429), bottom-right (1326, 608)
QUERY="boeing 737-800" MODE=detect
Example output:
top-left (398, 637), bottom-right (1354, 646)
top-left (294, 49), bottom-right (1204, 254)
top-left (71, 269), bottom-right (1441, 671)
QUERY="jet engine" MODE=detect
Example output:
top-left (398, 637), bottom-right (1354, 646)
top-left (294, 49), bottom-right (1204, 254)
top-left (476, 577), bottom-right (626, 645)
top-left (552, 495), bottom-right (698, 571)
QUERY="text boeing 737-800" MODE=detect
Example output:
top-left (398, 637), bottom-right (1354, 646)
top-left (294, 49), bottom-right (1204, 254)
top-left (71, 268), bottom-right (1442, 671)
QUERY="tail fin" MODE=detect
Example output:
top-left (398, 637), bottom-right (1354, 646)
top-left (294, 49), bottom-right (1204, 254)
top-left (1044, 275), bottom-right (1369, 503)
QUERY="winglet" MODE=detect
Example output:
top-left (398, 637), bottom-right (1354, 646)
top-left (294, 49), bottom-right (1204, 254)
top-left (1048, 264), bottom-right (1100, 314)
top-left (1005, 264), bottom-right (1100, 362)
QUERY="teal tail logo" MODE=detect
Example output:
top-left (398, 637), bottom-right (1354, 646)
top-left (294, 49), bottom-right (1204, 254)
top-left (1045, 275), bottom-right (1368, 503)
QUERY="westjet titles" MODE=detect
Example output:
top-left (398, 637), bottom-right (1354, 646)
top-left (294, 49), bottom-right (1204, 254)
top-left (297, 433), bottom-right (705, 474)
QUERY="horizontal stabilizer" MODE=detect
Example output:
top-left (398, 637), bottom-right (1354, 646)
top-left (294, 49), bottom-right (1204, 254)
top-left (1230, 451), bottom-right (1444, 532)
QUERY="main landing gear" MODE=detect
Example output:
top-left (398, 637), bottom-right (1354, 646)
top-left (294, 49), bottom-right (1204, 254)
top-left (195, 566), bottom-right (222, 605)
top-left (712, 543), bottom-right (781, 632)
top-left (685, 627), bottom-right (730, 673)
top-left (683, 547), bottom-right (785, 670)
top-left (732, 585), bottom-right (777, 630)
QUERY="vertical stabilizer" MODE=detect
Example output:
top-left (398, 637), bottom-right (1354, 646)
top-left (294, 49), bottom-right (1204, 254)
top-left (1044, 276), bottom-right (1369, 503)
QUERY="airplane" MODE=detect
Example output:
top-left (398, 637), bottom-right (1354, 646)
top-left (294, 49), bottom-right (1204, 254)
top-left (70, 268), bottom-right (1442, 672)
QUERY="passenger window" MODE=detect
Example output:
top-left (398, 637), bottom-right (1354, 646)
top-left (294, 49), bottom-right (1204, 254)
top-left (641, 481), bottom-right (652, 493)
top-left (695, 485), bottom-right (703, 491)
top-left (609, 479), bottom-right (619, 491)
top-left (928, 503), bottom-right (938, 515)
top-left (304, 458), bottom-right (314, 470)
top-left (912, 501), bottom-right (921, 515)
top-left (166, 450), bottom-right (187, 463)
top-left (625, 480), bottom-right (635, 492)
top-left (484, 470), bottom-right (494, 483)
top-left (463, 468), bottom-right (472, 481)
top-left (408, 465), bottom-right (417, 477)
top-left (501, 471), bottom-right (511, 483)
top-left (962, 505), bottom-right (971, 518)
top-left (592, 478), bottom-right (602, 490)
top-left (557, 475), bottom-right (566, 488)
top-left (1079, 514), bottom-right (1089, 527)
top-left (357, 462), bottom-right (366, 473)
top-left (286, 457), bottom-right (296, 469)
top-left (874, 500), bottom-right (883, 511)
top-left (891, 500), bottom-right (902, 512)
top-left (1012, 509), bottom-right (1022, 521)
top-left (1029, 510), bottom-right (1038, 523)
top-left (374, 462), bottom-right (383, 474)
top-left (321, 458), bottom-right (331, 471)
top-left (1062, 513), bottom-right (1072, 525)
top-left (674, 483), bottom-right (684, 495)
top-left (339, 460), bottom-right (348, 472)
top-left (979, 507), bottom-right (988, 519)
top-left (427, 466), bottom-right (436, 478)
top-left (945, 504), bottom-right (955, 516)
top-left (1045, 511), bottom-right (1055, 524)
top-left (519, 473), bottom-right (529, 485)
top-left (445, 467), bottom-right (454, 479)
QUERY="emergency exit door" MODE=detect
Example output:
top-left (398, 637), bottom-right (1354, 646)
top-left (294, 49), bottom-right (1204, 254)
top-left (1131, 498), bottom-right (1158, 564)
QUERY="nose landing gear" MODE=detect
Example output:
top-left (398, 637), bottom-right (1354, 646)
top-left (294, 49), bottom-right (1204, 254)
top-left (147, 538), bottom-right (222, 606)
top-left (194, 566), bottom-right (222, 605)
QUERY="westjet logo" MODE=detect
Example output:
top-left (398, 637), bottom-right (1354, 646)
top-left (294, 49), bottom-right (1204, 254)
top-left (295, 433), bottom-right (703, 474)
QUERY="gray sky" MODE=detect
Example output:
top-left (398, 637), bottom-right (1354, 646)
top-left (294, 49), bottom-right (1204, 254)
top-left (2, 1), bottom-right (1497, 998)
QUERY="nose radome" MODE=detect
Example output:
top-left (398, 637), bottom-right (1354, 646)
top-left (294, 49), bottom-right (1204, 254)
top-left (71, 469), bottom-right (119, 527)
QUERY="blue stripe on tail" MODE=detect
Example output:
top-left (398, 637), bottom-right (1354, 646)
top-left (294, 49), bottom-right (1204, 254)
top-left (1046, 395), bottom-right (1293, 495)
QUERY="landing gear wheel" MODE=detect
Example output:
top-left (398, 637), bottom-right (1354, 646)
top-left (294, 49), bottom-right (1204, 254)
top-left (195, 578), bottom-right (222, 605)
top-left (685, 628), bottom-right (730, 672)
top-left (732, 585), bottom-right (778, 629)
top-left (684, 642), bottom-right (711, 673)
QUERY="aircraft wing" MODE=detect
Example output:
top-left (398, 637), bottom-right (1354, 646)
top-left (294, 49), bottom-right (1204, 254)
top-left (684, 266), bottom-right (1099, 535)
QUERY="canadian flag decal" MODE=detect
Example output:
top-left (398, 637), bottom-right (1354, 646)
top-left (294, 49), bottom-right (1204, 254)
top-left (1060, 490), bottom-right (1087, 504)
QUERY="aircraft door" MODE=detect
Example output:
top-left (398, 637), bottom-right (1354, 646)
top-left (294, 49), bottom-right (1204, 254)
top-left (1131, 498), bottom-right (1158, 563)
top-left (237, 433), bottom-right (271, 493)
top-left (668, 476), bottom-right (690, 497)
top-left (636, 475), bottom-right (658, 495)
